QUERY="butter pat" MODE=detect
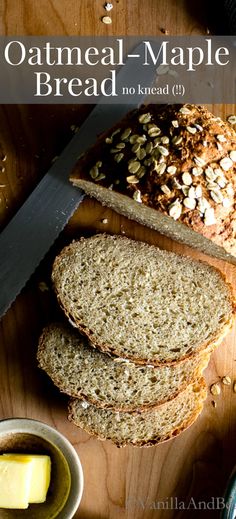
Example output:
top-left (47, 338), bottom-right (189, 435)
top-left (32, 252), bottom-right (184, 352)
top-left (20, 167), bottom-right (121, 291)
top-left (3, 454), bottom-right (51, 504)
top-left (0, 458), bottom-right (33, 509)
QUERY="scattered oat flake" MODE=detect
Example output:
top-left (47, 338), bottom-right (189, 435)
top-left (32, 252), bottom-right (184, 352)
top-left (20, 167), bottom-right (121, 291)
top-left (217, 134), bottom-right (226, 143)
top-left (156, 64), bottom-right (169, 75)
top-left (168, 69), bottom-right (178, 78)
top-left (160, 27), bottom-right (169, 34)
top-left (104, 2), bottom-right (113, 11)
top-left (210, 383), bottom-right (221, 396)
top-left (70, 125), bottom-right (79, 133)
top-left (169, 200), bottom-right (182, 220)
top-left (222, 375), bottom-right (231, 385)
top-left (230, 150), bottom-right (236, 162)
top-left (220, 157), bottom-right (233, 171)
top-left (51, 155), bottom-right (59, 164)
top-left (179, 106), bottom-right (191, 115)
top-left (227, 115), bottom-right (236, 125)
top-left (204, 207), bottom-right (216, 226)
top-left (38, 281), bottom-right (49, 292)
top-left (102, 15), bottom-right (112, 24)
top-left (133, 190), bottom-right (142, 203)
top-left (222, 198), bottom-right (231, 208)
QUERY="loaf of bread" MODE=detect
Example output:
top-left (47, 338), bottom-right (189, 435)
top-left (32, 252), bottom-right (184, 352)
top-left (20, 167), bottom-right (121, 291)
top-left (68, 379), bottom-right (207, 447)
top-left (52, 234), bottom-right (235, 365)
top-left (37, 323), bottom-right (210, 411)
top-left (70, 104), bottom-right (236, 264)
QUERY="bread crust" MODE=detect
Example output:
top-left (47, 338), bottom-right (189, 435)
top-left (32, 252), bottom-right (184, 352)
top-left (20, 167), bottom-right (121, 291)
top-left (52, 235), bottom-right (236, 367)
top-left (70, 104), bottom-right (236, 261)
top-left (68, 378), bottom-right (207, 448)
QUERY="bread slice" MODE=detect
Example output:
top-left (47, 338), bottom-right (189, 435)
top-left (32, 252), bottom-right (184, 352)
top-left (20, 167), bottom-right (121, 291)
top-left (70, 104), bottom-right (236, 264)
top-left (37, 323), bottom-right (210, 411)
top-left (52, 234), bottom-right (235, 365)
top-left (68, 379), bottom-right (207, 447)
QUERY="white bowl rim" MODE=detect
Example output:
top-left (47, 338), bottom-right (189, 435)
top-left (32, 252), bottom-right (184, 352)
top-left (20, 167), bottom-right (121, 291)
top-left (0, 417), bottom-right (84, 519)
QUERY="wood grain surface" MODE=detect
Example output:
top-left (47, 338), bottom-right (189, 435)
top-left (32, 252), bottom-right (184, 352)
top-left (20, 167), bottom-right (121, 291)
top-left (0, 1), bottom-right (235, 518)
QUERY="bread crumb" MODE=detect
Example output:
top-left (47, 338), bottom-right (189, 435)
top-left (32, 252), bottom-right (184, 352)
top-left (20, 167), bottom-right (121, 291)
top-left (168, 69), bottom-right (178, 78)
top-left (156, 64), bottom-right (169, 76)
top-left (211, 400), bottom-right (216, 408)
top-left (102, 15), bottom-right (112, 24)
top-left (227, 115), bottom-right (236, 125)
top-left (222, 375), bottom-right (231, 386)
top-left (210, 383), bottom-right (221, 396)
top-left (233, 381), bottom-right (236, 393)
top-left (160, 27), bottom-right (169, 35)
top-left (51, 155), bottom-right (59, 164)
top-left (70, 125), bottom-right (79, 133)
top-left (101, 218), bottom-right (108, 224)
top-left (38, 281), bottom-right (50, 292)
top-left (104, 2), bottom-right (113, 11)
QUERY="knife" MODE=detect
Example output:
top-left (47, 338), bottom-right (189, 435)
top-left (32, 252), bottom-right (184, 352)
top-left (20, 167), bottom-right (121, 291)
top-left (0, 40), bottom-right (158, 318)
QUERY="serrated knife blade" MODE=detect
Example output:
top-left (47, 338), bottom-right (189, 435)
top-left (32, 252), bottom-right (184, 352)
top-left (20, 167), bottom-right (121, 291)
top-left (0, 40), bottom-right (157, 318)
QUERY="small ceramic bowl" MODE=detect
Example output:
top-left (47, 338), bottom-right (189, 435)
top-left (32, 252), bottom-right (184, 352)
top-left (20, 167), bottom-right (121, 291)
top-left (221, 465), bottom-right (236, 519)
top-left (0, 418), bottom-right (83, 519)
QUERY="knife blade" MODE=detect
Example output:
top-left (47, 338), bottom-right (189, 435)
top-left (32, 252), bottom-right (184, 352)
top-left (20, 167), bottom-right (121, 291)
top-left (0, 40), bottom-right (157, 318)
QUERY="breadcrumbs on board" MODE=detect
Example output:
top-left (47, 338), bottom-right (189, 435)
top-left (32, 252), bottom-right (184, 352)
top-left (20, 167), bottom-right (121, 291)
top-left (51, 155), bottom-right (58, 164)
top-left (102, 16), bottom-right (112, 24)
top-left (227, 115), bottom-right (236, 125)
top-left (38, 281), bottom-right (50, 292)
top-left (104, 2), bottom-right (113, 11)
top-left (160, 27), bottom-right (169, 34)
top-left (210, 383), bottom-right (221, 396)
top-left (222, 375), bottom-right (231, 386)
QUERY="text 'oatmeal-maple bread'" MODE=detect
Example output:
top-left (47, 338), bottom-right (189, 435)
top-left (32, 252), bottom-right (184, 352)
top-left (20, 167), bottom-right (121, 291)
top-left (68, 379), bottom-right (207, 447)
top-left (52, 234), bottom-right (235, 365)
top-left (70, 104), bottom-right (236, 264)
top-left (37, 323), bottom-right (210, 411)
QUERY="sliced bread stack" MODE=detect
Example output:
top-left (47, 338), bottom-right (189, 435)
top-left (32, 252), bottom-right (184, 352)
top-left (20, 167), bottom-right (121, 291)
top-left (38, 234), bottom-right (235, 447)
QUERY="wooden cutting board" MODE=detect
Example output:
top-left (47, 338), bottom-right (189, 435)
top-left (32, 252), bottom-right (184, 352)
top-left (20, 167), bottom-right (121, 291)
top-left (0, 2), bottom-right (235, 518)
